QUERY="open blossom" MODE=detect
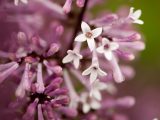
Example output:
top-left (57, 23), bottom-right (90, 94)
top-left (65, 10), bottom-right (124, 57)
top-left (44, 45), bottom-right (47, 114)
top-left (82, 56), bottom-right (107, 84)
top-left (14, 0), bottom-right (28, 6)
top-left (75, 21), bottom-right (102, 51)
top-left (63, 50), bottom-right (82, 69)
top-left (128, 7), bottom-right (144, 24)
top-left (97, 38), bottom-right (119, 60)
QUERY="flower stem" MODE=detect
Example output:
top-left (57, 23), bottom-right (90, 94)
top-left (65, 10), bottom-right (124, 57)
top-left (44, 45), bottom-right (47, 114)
top-left (67, 0), bottom-right (89, 52)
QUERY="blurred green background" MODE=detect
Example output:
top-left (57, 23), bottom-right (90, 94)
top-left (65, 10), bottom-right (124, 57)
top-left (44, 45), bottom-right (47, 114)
top-left (94, 0), bottom-right (160, 87)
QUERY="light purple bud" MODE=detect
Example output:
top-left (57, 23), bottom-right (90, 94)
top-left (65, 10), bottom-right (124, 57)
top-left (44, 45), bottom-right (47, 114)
top-left (76, 0), bottom-right (85, 8)
top-left (110, 55), bottom-right (124, 83)
top-left (116, 96), bottom-right (135, 108)
top-left (38, 104), bottom-right (45, 120)
top-left (48, 88), bottom-right (68, 97)
top-left (63, 0), bottom-right (72, 13)
top-left (23, 99), bottom-right (38, 120)
top-left (0, 62), bottom-right (19, 84)
top-left (56, 25), bottom-right (64, 36)
top-left (46, 43), bottom-right (60, 57)
top-left (17, 32), bottom-right (27, 45)
top-left (116, 50), bottom-right (135, 61)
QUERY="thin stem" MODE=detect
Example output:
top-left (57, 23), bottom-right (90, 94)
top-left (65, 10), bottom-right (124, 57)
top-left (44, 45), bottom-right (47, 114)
top-left (66, 0), bottom-right (89, 52)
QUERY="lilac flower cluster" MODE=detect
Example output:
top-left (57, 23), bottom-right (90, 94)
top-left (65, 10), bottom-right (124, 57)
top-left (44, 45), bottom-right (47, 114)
top-left (0, 0), bottom-right (145, 120)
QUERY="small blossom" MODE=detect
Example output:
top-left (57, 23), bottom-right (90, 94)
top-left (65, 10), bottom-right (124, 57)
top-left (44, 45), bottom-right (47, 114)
top-left (75, 21), bottom-right (102, 51)
top-left (14, 0), bottom-right (28, 6)
top-left (82, 61), bottom-right (107, 84)
top-left (90, 80), bottom-right (108, 101)
top-left (128, 7), bottom-right (144, 24)
top-left (80, 92), bottom-right (101, 113)
top-left (97, 38), bottom-right (119, 60)
top-left (63, 50), bottom-right (83, 69)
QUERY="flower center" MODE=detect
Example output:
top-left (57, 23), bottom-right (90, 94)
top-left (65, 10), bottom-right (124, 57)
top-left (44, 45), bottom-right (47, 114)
top-left (93, 66), bottom-right (97, 70)
top-left (104, 44), bottom-right (110, 49)
top-left (30, 92), bottom-right (52, 104)
top-left (85, 32), bottom-right (93, 38)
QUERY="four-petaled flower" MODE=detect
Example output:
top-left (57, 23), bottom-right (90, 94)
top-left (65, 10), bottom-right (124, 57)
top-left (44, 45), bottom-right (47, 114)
top-left (82, 62), bottom-right (107, 84)
top-left (14, 0), bottom-right (28, 6)
top-left (63, 50), bottom-right (83, 69)
top-left (75, 21), bottom-right (102, 51)
top-left (97, 38), bottom-right (119, 60)
top-left (128, 7), bottom-right (144, 25)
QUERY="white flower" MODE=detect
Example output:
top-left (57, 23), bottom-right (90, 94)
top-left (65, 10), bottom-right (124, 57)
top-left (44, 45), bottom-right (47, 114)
top-left (14, 0), bottom-right (28, 6)
top-left (82, 62), bottom-right (107, 84)
top-left (90, 80), bottom-right (108, 101)
top-left (75, 21), bottom-right (102, 51)
top-left (62, 50), bottom-right (83, 69)
top-left (128, 7), bottom-right (144, 25)
top-left (97, 38), bottom-right (119, 60)
top-left (80, 92), bottom-right (101, 113)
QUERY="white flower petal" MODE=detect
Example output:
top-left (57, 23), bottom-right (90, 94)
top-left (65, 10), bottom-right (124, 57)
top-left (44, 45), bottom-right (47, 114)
top-left (73, 58), bottom-right (80, 69)
top-left (134, 19), bottom-right (144, 24)
top-left (102, 38), bottom-right (110, 45)
top-left (82, 67), bottom-right (92, 76)
top-left (90, 100), bottom-right (101, 110)
top-left (104, 51), bottom-right (113, 60)
top-left (83, 103), bottom-right (90, 113)
top-left (87, 38), bottom-right (96, 51)
top-left (75, 34), bottom-right (86, 42)
top-left (81, 21), bottom-right (91, 33)
top-left (90, 70), bottom-right (98, 84)
top-left (95, 81), bottom-right (108, 90)
top-left (133, 10), bottom-right (142, 19)
top-left (62, 54), bottom-right (73, 63)
top-left (129, 7), bottom-right (134, 15)
top-left (110, 42), bottom-right (119, 50)
top-left (96, 46), bottom-right (104, 54)
top-left (97, 68), bottom-right (107, 76)
top-left (92, 90), bottom-right (102, 101)
top-left (92, 27), bottom-right (102, 38)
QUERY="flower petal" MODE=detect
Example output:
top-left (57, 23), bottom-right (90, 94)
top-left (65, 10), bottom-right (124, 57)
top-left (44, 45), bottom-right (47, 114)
top-left (62, 54), bottom-right (73, 63)
top-left (90, 70), bottom-right (98, 84)
top-left (87, 39), bottom-right (96, 51)
top-left (97, 68), bottom-right (107, 76)
top-left (82, 67), bottom-right (92, 76)
top-left (75, 34), bottom-right (86, 42)
top-left (104, 51), bottom-right (113, 60)
top-left (92, 27), bottom-right (102, 38)
top-left (96, 46), bottom-right (104, 54)
top-left (83, 103), bottom-right (90, 113)
top-left (73, 58), bottom-right (80, 69)
top-left (90, 100), bottom-right (101, 110)
top-left (133, 10), bottom-right (142, 19)
top-left (129, 7), bottom-right (134, 15)
top-left (134, 19), bottom-right (144, 24)
top-left (102, 38), bottom-right (110, 45)
top-left (110, 42), bottom-right (119, 50)
top-left (92, 90), bottom-right (102, 101)
top-left (81, 21), bottom-right (91, 33)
